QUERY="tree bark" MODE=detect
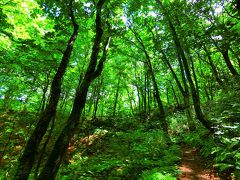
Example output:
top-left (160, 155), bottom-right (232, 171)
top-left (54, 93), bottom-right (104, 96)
top-left (203, 46), bottom-right (223, 86)
top-left (14, 1), bottom-right (79, 179)
top-left (131, 28), bottom-right (169, 135)
top-left (146, 71), bottom-right (151, 114)
top-left (211, 38), bottom-right (239, 77)
top-left (171, 84), bottom-right (179, 106)
top-left (229, 47), bottom-right (240, 68)
top-left (38, 1), bottom-right (110, 178)
top-left (221, 48), bottom-right (239, 77)
top-left (156, 0), bottom-right (213, 131)
top-left (162, 52), bottom-right (195, 131)
top-left (126, 87), bottom-right (135, 116)
top-left (38, 70), bottom-right (51, 113)
top-left (113, 76), bottom-right (121, 116)
top-left (93, 78), bottom-right (103, 119)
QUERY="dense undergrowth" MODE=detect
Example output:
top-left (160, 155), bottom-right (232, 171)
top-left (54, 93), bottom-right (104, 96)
top-left (58, 118), bottom-right (181, 179)
top-left (0, 112), bottom-right (182, 179)
top-left (179, 80), bottom-right (240, 179)
top-left (1, 81), bottom-right (240, 179)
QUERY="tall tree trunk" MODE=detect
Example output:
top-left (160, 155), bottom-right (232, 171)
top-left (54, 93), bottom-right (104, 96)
top-left (33, 116), bottom-right (55, 180)
top-left (136, 84), bottom-right (142, 114)
top-left (203, 46), bottom-right (224, 86)
top-left (221, 48), bottom-right (239, 77)
top-left (156, 0), bottom-right (213, 131)
top-left (162, 52), bottom-right (195, 131)
top-left (133, 63), bottom-right (142, 114)
top-left (229, 47), bottom-right (240, 68)
top-left (113, 76), bottom-right (121, 116)
top-left (93, 78), bottom-right (103, 119)
top-left (38, 70), bottom-right (51, 113)
top-left (143, 66), bottom-right (148, 114)
top-left (88, 88), bottom-right (96, 114)
top-left (148, 60), bottom-right (169, 134)
top-left (166, 86), bottom-right (170, 104)
top-left (171, 84), bottom-right (179, 107)
top-left (126, 87), bottom-right (135, 116)
top-left (38, 1), bottom-right (110, 178)
top-left (211, 38), bottom-right (239, 77)
top-left (146, 71), bottom-right (151, 114)
top-left (14, 1), bottom-right (79, 179)
top-left (131, 28), bottom-right (169, 135)
top-left (189, 52), bottom-right (199, 97)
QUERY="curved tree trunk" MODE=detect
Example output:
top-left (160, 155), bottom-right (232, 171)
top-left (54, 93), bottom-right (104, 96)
top-left (149, 60), bottom-right (169, 133)
top-left (203, 46), bottom-right (224, 86)
top-left (38, 1), bottom-right (110, 178)
top-left (131, 28), bottom-right (169, 136)
top-left (14, 1), bottom-right (79, 179)
top-left (156, 0), bottom-right (213, 131)
top-left (221, 49), bottom-right (239, 77)
top-left (162, 52), bottom-right (195, 131)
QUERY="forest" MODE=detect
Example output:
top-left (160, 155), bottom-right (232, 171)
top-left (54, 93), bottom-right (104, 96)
top-left (0, 0), bottom-right (240, 179)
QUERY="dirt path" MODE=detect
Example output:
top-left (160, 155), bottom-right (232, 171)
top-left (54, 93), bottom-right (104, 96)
top-left (178, 146), bottom-right (219, 180)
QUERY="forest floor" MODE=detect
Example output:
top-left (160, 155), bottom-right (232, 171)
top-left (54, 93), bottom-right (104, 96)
top-left (178, 145), bottom-right (219, 180)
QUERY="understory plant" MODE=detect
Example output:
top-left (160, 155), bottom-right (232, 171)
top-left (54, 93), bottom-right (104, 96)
top-left (58, 126), bottom-right (181, 179)
top-left (183, 81), bottom-right (240, 178)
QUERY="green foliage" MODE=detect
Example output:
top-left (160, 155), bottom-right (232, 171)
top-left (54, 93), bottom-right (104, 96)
top-left (140, 169), bottom-right (176, 180)
top-left (58, 121), bottom-right (180, 179)
top-left (182, 83), bottom-right (240, 177)
top-left (183, 129), bottom-right (240, 177)
top-left (1, 0), bottom-right (240, 179)
top-left (0, 109), bottom-right (37, 178)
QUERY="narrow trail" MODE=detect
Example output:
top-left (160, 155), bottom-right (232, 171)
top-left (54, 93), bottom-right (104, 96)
top-left (178, 146), bottom-right (219, 180)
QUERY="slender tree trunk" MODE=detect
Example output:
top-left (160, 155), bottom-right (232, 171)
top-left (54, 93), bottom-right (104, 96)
top-left (162, 52), bottom-right (195, 131)
top-left (59, 90), bottom-right (69, 114)
top-left (38, 71), bottom-right (51, 113)
top-left (88, 89), bottom-right (95, 114)
top-left (203, 46), bottom-right (223, 86)
top-left (133, 64), bottom-right (142, 114)
top-left (136, 84), bottom-right (141, 114)
top-left (93, 78), bottom-right (102, 119)
top-left (183, 94), bottom-right (195, 131)
top-left (221, 49), bottom-right (239, 77)
top-left (147, 71), bottom-right (151, 114)
top-left (211, 38), bottom-right (239, 77)
top-left (14, 1), bottom-right (79, 179)
top-left (229, 47), bottom-right (240, 68)
top-left (189, 52), bottom-right (199, 96)
top-left (34, 116), bottom-right (55, 179)
top-left (38, 1), bottom-right (110, 178)
top-left (166, 86), bottom-right (170, 104)
top-left (149, 62), bottom-right (169, 134)
top-left (143, 68), bottom-right (147, 114)
top-left (137, 83), bottom-right (144, 114)
top-left (126, 88), bottom-right (135, 116)
top-left (113, 76), bottom-right (121, 116)
top-left (93, 90), bottom-right (100, 119)
top-left (88, 79), bottom-right (101, 115)
top-left (171, 84), bottom-right (179, 107)
top-left (131, 28), bottom-right (169, 135)
top-left (156, 0), bottom-right (213, 131)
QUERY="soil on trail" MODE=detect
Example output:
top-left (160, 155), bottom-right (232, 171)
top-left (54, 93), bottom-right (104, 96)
top-left (178, 146), bottom-right (219, 180)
